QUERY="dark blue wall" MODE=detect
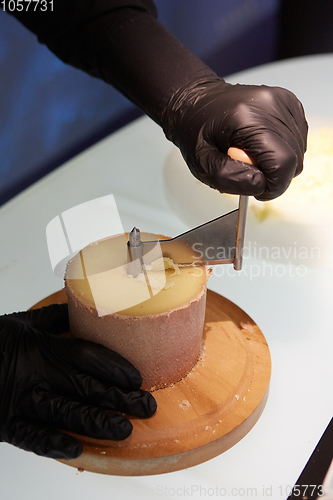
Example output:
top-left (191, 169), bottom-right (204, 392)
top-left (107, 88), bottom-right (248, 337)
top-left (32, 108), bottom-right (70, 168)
top-left (0, 0), bottom-right (280, 205)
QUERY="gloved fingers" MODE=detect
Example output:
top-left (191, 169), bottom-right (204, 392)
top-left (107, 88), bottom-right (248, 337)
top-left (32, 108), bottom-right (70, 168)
top-left (77, 379), bottom-right (157, 418)
top-left (47, 335), bottom-right (143, 392)
top-left (4, 417), bottom-right (82, 459)
top-left (195, 147), bottom-right (266, 196)
top-left (7, 304), bottom-right (69, 336)
top-left (19, 387), bottom-right (134, 441)
top-left (92, 386), bottom-right (157, 418)
top-left (21, 377), bottom-right (156, 419)
top-left (41, 390), bottom-right (133, 441)
top-left (243, 131), bottom-right (299, 201)
top-left (69, 378), bottom-right (157, 418)
top-left (29, 335), bottom-right (156, 416)
top-left (195, 129), bottom-right (299, 200)
top-left (274, 86), bottom-right (308, 169)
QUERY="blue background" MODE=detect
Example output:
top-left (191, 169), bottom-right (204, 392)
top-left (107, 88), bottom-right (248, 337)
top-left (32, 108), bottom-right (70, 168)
top-left (0, 0), bottom-right (280, 205)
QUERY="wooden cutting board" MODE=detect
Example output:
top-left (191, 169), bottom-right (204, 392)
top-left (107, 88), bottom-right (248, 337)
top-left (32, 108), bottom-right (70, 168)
top-left (32, 289), bottom-right (271, 476)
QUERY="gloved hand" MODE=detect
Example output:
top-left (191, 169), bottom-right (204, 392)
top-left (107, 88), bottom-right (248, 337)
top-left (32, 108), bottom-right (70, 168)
top-left (162, 76), bottom-right (308, 201)
top-left (0, 304), bottom-right (156, 460)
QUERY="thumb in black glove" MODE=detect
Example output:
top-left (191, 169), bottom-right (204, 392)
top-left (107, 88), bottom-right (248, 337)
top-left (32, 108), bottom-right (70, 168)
top-left (0, 304), bottom-right (156, 460)
top-left (162, 76), bottom-right (308, 201)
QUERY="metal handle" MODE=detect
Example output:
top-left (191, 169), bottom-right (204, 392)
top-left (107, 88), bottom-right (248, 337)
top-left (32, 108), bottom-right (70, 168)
top-left (227, 147), bottom-right (253, 271)
top-left (234, 195), bottom-right (249, 270)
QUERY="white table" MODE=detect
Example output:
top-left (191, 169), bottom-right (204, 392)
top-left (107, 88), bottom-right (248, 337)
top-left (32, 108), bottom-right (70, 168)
top-left (1, 54), bottom-right (332, 500)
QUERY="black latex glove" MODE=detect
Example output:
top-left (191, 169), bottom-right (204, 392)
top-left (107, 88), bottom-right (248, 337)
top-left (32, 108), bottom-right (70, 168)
top-left (0, 304), bottom-right (156, 460)
top-left (162, 76), bottom-right (308, 201)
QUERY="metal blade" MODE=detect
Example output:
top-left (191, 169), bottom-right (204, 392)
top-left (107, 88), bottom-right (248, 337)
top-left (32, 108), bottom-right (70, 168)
top-left (141, 208), bottom-right (240, 266)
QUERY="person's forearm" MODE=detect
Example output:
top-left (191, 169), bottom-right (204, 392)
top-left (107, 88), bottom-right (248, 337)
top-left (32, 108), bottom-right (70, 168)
top-left (3, 0), bottom-right (215, 122)
top-left (3, 0), bottom-right (308, 200)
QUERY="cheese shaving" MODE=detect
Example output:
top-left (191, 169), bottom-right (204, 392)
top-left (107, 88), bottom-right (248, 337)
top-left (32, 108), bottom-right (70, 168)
top-left (130, 257), bottom-right (181, 292)
top-left (144, 257), bottom-right (181, 276)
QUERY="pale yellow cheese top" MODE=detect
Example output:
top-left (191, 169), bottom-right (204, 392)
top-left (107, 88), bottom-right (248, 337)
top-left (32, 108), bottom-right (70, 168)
top-left (65, 233), bottom-right (207, 317)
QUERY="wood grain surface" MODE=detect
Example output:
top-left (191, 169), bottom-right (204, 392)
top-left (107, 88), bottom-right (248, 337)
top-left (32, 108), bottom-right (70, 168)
top-left (32, 289), bottom-right (271, 476)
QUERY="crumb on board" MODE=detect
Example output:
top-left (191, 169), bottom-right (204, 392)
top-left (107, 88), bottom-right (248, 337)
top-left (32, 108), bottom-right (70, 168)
top-left (179, 399), bottom-right (191, 410)
top-left (205, 425), bottom-right (211, 431)
top-left (235, 394), bottom-right (240, 401)
top-left (240, 322), bottom-right (253, 332)
top-left (77, 468), bottom-right (84, 473)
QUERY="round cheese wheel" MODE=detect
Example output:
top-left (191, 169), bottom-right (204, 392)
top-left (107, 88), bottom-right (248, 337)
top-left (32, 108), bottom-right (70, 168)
top-left (64, 233), bottom-right (209, 390)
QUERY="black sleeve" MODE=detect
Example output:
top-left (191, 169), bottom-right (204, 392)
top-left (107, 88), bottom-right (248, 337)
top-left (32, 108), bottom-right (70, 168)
top-left (2, 0), bottom-right (214, 123)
